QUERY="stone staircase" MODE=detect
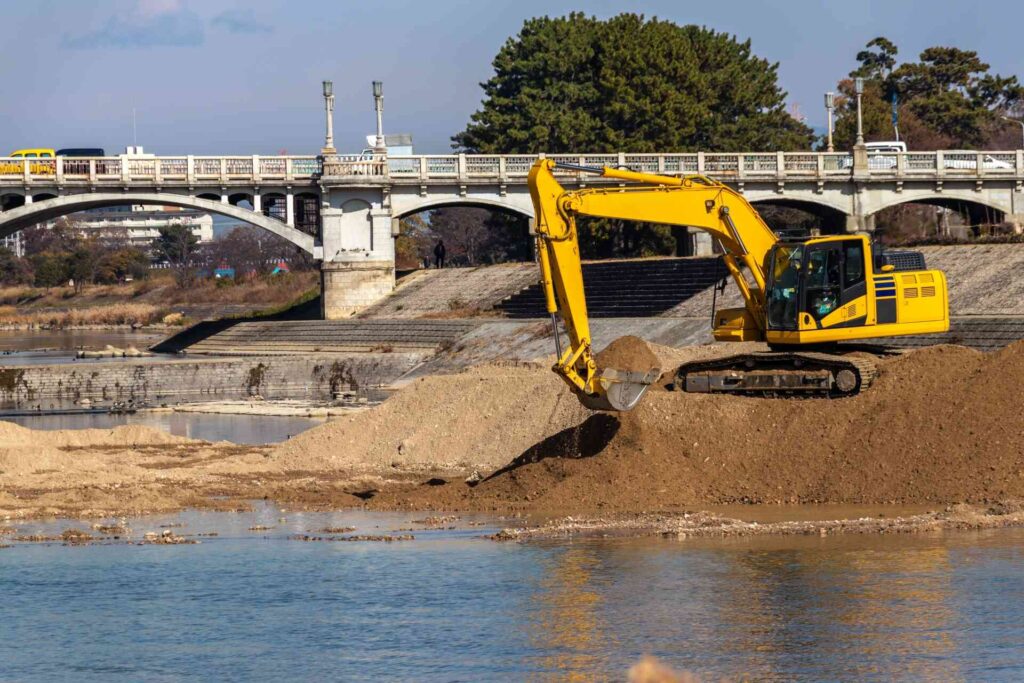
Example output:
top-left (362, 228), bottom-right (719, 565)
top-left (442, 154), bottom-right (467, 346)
top-left (358, 263), bottom-right (538, 318)
top-left (184, 320), bottom-right (478, 356)
top-left (496, 257), bottom-right (727, 318)
top-left (871, 316), bottom-right (1024, 352)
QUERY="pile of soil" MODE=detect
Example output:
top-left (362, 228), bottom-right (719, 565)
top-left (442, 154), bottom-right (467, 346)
top-left (0, 422), bottom-right (189, 449)
top-left (594, 335), bottom-right (661, 373)
top-left (272, 339), bottom-right (701, 474)
top-left (273, 363), bottom-right (590, 472)
top-left (366, 340), bottom-right (1024, 512)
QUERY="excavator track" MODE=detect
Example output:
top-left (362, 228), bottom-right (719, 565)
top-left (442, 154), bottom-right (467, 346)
top-left (675, 351), bottom-right (877, 397)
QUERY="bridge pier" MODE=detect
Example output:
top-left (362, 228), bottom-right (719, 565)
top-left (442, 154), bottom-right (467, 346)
top-left (318, 185), bottom-right (397, 319)
top-left (320, 259), bottom-right (395, 319)
top-left (845, 213), bottom-right (876, 234)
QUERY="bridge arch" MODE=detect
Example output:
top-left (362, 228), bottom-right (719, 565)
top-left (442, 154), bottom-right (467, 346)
top-left (391, 198), bottom-right (535, 267)
top-left (866, 190), bottom-right (1011, 218)
top-left (393, 196), bottom-right (534, 220)
top-left (747, 196), bottom-right (850, 235)
top-left (0, 192), bottom-right (315, 254)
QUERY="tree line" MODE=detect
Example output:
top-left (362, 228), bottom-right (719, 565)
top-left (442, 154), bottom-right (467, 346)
top-left (831, 37), bottom-right (1022, 149)
top-left (0, 221), bottom-right (313, 289)
top-left (398, 14), bottom-right (1024, 262)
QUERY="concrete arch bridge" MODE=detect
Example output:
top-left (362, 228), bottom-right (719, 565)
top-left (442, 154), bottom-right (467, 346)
top-left (2, 150), bottom-right (1022, 317)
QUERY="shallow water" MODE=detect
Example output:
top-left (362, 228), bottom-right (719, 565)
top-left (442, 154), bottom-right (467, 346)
top-left (0, 329), bottom-right (166, 365)
top-left (5, 411), bottom-right (326, 444)
top-left (2, 505), bottom-right (1023, 681)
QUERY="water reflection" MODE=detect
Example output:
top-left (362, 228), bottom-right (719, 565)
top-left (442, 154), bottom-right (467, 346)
top-left (0, 329), bottom-right (167, 365)
top-left (5, 411), bottom-right (326, 444)
top-left (1, 509), bottom-right (1024, 680)
top-left (528, 546), bottom-right (614, 680)
top-left (523, 533), bottom-right (1023, 681)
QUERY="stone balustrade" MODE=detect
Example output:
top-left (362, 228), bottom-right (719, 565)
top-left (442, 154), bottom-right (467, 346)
top-left (3, 150), bottom-right (1023, 187)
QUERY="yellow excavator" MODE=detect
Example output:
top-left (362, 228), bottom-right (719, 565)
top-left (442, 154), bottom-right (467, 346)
top-left (528, 159), bottom-right (949, 411)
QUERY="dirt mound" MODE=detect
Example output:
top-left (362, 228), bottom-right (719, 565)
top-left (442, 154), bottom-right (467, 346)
top-left (369, 341), bottom-right (1024, 512)
top-left (595, 335), bottom-right (661, 372)
top-left (273, 363), bottom-right (590, 471)
top-left (0, 421), bottom-right (193, 449)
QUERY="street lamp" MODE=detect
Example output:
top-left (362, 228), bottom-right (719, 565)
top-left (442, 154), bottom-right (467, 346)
top-left (854, 77), bottom-right (865, 147)
top-left (824, 91), bottom-right (835, 153)
top-left (321, 80), bottom-right (336, 155)
top-left (1001, 115), bottom-right (1024, 150)
top-left (372, 80), bottom-right (386, 154)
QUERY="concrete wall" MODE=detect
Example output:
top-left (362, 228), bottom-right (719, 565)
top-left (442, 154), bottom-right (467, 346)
top-left (0, 354), bottom-right (422, 410)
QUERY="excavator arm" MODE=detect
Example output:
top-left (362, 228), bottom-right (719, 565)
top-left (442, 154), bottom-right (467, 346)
top-left (528, 158), bottom-right (780, 410)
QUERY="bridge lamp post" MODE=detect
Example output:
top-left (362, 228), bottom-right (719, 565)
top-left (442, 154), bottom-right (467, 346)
top-left (322, 80), bottom-right (336, 156)
top-left (1001, 115), bottom-right (1024, 149)
top-left (824, 91), bottom-right (835, 152)
top-left (373, 81), bottom-right (386, 154)
top-left (854, 77), bottom-right (865, 147)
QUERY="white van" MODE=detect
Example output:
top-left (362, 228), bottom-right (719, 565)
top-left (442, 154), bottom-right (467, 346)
top-left (864, 141), bottom-right (905, 169)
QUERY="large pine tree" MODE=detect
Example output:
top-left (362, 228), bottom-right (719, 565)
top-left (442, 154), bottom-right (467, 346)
top-left (454, 13), bottom-right (814, 154)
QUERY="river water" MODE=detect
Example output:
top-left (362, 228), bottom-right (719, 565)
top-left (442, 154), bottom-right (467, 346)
top-left (2, 505), bottom-right (1023, 681)
top-left (0, 329), bottom-right (166, 365)
top-left (3, 411), bottom-right (326, 444)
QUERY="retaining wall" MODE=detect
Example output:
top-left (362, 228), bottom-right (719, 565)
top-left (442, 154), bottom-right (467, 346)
top-left (0, 353), bottom-right (424, 410)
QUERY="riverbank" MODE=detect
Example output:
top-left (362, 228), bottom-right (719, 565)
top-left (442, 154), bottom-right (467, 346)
top-left (0, 270), bottom-right (318, 330)
top-left (3, 339), bottom-right (1024, 536)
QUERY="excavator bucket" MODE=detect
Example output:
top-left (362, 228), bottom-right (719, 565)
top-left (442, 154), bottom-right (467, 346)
top-left (580, 367), bottom-right (662, 411)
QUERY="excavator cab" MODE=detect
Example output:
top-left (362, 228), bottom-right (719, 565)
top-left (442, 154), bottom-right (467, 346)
top-left (765, 236), bottom-right (868, 333)
top-left (759, 235), bottom-right (947, 346)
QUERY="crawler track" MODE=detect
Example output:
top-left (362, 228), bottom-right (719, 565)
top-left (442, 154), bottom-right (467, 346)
top-left (675, 351), bottom-right (877, 397)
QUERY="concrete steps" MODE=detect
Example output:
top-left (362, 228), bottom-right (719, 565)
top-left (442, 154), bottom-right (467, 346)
top-left (872, 316), bottom-right (1024, 352)
top-left (497, 257), bottom-right (726, 318)
top-left (358, 263), bottom-right (538, 318)
top-left (186, 319), bottom-right (478, 356)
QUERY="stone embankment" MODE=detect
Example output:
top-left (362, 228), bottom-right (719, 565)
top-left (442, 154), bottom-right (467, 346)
top-left (0, 354), bottom-right (421, 410)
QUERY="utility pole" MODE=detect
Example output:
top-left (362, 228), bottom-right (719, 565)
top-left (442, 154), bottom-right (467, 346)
top-left (321, 80), bottom-right (336, 156)
top-left (824, 91), bottom-right (835, 152)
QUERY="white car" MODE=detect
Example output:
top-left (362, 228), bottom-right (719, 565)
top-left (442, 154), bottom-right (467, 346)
top-left (838, 141), bottom-right (905, 169)
top-left (940, 151), bottom-right (1013, 170)
top-left (839, 142), bottom-right (1013, 171)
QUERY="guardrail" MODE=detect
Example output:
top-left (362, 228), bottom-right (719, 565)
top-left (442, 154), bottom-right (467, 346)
top-left (1, 151), bottom-right (1021, 185)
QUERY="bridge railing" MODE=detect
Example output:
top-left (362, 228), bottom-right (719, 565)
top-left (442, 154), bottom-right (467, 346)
top-left (2, 151), bottom-right (1022, 185)
top-left (384, 151), bottom-right (1023, 181)
top-left (0, 156), bottom-right (323, 184)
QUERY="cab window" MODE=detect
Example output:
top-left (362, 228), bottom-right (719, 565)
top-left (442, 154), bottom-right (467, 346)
top-left (766, 244), bottom-right (803, 330)
top-left (39, 151), bottom-right (53, 158)
top-left (843, 241), bottom-right (865, 288)
top-left (805, 246), bottom-right (841, 320)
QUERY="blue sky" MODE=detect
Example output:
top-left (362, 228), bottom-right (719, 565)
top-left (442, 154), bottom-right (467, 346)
top-left (2, 0), bottom-right (1022, 155)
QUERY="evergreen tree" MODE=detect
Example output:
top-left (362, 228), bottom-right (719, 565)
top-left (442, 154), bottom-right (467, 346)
top-left (454, 13), bottom-right (814, 154)
top-left (832, 38), bottom-right (1024, 149)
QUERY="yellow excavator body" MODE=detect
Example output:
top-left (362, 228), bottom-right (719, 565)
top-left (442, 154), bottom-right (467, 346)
top-left (528, 159), bottom-right (949, 410)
